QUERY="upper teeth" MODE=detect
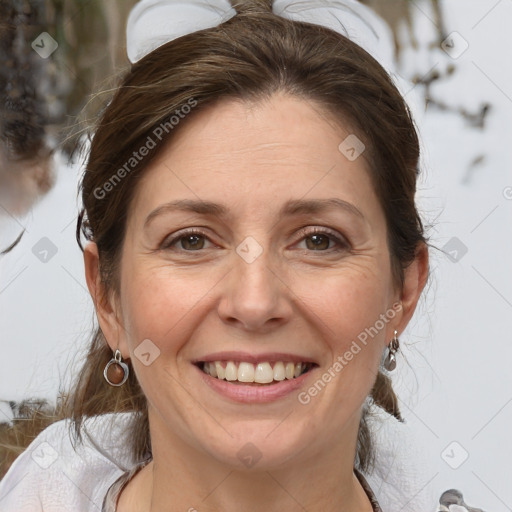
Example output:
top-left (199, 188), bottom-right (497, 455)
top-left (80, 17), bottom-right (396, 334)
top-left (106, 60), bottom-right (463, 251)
top-left (202, 361), bottom-right (310, 383)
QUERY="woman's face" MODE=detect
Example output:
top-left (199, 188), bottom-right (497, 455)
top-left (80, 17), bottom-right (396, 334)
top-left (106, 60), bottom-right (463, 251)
top-left (89, 92), bottom-right (424, 469)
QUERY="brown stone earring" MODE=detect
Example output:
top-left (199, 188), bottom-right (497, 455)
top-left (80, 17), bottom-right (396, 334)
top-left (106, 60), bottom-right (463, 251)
top-left (104, 349), bottom-right (129, 386)
top-left (383, 330), bottom-right (400, 371)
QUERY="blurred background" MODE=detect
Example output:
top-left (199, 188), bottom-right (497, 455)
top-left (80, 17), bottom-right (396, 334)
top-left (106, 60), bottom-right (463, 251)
top-left (0, 1), bottom-right (511, 510)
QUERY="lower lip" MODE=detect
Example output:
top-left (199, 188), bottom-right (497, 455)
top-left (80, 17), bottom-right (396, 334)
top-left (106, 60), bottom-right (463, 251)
top-left (194, 364), bottom-right (315, 403)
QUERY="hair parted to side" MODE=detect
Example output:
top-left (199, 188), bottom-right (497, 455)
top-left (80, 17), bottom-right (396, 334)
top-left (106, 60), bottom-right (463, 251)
top-left (0, 0), bottom-right (428, 479)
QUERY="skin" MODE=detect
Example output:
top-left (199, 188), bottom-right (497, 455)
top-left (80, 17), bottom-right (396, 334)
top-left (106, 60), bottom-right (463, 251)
top-left (84, 92), bottom-right (428, 512)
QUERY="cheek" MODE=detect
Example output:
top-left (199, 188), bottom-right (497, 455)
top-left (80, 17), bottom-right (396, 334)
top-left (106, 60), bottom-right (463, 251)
top-left (303, 270), bottom-right (392, 394)
top-left (119, 261), bottom-right (215, 353)
top-left (118, 266), bottom-right (201, 405)
top-left (293, 260), bottom-right (392, 366)
top-left (291, 271), bottom-right (392, 432)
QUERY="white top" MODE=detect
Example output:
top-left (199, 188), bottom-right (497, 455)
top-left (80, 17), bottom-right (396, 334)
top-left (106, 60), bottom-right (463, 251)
top-left (0, 412), bottom-right (148, 512)
top-left (0, 408), bottom-right (447, 511)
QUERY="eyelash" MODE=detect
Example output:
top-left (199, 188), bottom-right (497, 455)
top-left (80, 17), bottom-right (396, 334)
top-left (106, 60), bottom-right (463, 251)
top-left (159, 227), bottom-right (349, 253)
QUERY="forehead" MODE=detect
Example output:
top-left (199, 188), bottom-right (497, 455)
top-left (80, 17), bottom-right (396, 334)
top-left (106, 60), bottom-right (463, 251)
top-left (165, 93), bottom-right (361, 166)
top-left (129, 93), bottom-right (379, 223)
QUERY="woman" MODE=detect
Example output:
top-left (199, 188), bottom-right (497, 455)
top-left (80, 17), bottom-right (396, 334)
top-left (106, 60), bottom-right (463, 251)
top-left (0, 1), bottom-right (430, 510)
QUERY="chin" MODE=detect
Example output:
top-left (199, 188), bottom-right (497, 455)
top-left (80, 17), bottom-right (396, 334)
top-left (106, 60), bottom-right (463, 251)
top-left (200, 423), bottom-right (310, 471)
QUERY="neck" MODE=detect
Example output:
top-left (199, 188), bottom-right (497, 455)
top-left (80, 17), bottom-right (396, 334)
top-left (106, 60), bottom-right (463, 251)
top-left (121, 409), bottom-right (374, 512)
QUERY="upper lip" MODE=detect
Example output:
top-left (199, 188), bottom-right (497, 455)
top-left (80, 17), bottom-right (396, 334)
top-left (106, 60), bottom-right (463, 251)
top-left (192, 351), bottom-right (318, 365)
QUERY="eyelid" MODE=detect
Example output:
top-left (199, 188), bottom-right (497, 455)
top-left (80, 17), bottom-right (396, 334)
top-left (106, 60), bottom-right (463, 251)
top-left (293, 226), bottom-right (350, 250)
top-left (159, 227), bottom-right (213, 250)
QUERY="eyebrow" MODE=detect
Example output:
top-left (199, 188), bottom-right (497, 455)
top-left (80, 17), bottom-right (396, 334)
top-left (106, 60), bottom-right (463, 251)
top-left (144, 197), bottom-right (364, 229)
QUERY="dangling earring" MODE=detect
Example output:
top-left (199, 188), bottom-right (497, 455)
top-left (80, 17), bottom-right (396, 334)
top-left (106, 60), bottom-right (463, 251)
top-left (104, 349), bottom-right (129, 386)
top-left (383, 330), bottom-right (400, 371)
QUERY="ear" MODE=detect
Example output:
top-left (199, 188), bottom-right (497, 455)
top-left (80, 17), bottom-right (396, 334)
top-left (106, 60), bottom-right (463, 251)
top-left (83, 242), bottom-right (127, 357)
top-left (394, 242), bottom-right (429, 336)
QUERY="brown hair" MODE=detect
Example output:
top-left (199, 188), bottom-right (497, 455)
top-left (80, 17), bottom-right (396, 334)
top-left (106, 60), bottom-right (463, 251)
top-left (0, 0), bottom-right (427, 479)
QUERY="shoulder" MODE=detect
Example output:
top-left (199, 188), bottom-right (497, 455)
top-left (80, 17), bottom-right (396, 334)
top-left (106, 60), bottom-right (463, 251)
top-left (361, 405), bottom-right (493, 512)
top-left (0, 412), bottom-right (139, 512)
top-left (360, 404), bottom-right (440, 511)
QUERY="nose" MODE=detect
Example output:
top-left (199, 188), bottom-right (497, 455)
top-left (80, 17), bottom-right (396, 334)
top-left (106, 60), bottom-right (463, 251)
top-left (217, 247), bottom-right (293, 333)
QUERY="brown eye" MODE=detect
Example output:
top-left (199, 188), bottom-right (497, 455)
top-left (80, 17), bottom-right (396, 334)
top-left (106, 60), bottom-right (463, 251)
top-left (305, 233), bottom-right (331, 251)
top-left (160, 229), bottom-right (212, 251)
top-left (296, 227), bottom-right (350, 252)
top-left (179, 234), bottom-right (206, 250)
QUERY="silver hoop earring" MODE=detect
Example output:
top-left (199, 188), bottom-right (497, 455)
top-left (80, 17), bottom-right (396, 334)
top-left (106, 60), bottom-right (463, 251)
top-left (383, 330), bottom-right (400, 372)
top-left (104, 349), bottom-right (129, 386)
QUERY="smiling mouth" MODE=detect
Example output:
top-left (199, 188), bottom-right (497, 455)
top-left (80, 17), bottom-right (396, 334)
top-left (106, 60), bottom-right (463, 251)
top-left (196, 360), bottom-right (316, 385)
